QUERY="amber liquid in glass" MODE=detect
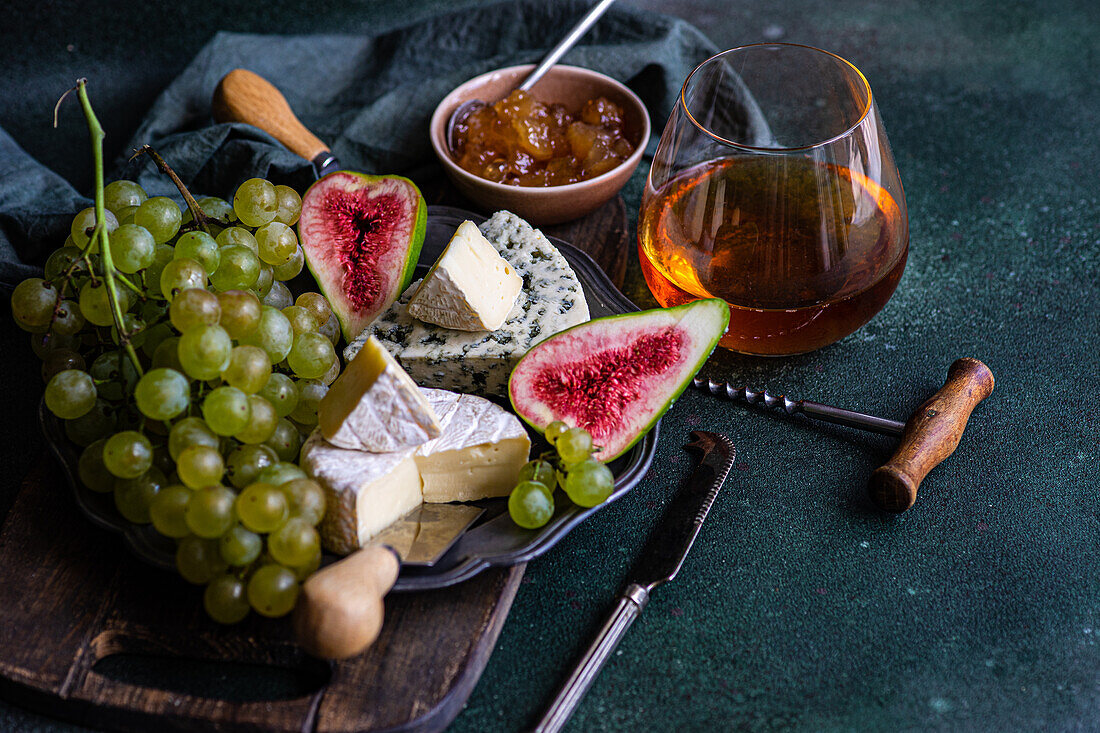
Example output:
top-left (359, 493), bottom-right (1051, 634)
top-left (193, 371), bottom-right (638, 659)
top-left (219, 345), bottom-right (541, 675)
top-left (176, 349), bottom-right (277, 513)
top-left (639, 157), bottom-right (908, 355)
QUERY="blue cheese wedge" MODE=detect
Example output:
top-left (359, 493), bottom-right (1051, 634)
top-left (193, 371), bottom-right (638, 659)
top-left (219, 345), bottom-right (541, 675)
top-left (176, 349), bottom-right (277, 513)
top-left (317, 335), bottom-right (440, 452)
top-left (345, 210), bottom-right (590, 396)
top-left (301, 387), bottom-right (531, 554)
top-left (406, 220), bottom-right (522, 331)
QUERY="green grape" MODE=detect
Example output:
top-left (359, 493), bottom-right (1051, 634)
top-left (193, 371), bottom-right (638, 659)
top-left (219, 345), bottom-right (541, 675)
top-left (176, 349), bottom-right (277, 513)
top-left (259, 373), bottom-right (299, 418)
top-left (295, 292), bottom-right (332, 326)
top-left (103, 180), bottom-right (147, 213)
top-left (273, 185), bottom-right (302, 226)
top-left (168, 417), bottom-right (220, 460)
top-left (111, 224), bottom-right (156, 274)
top-left (109, 313), bottom-right (147, 349)
top-left (174, 231), bottom-right (221, 275)
top-left (556, 427), bottom-right (593, 464)
top-left (193, 196), bottom-right (235, 224)
top-left (177, 323), bottom-right (232, 380)
top-left (319, 357), bottom-right (341, 386)
top-left (177, 444), bottom-right (226, 489)
top-left (134, 196), bottom-right (182, 243)
top-left (140, 321), bottom-right (175, 359)
top-left (144, 244), bottom-right (175, 299)
top-left (518, 460), bottom-right (557, 490)
top-left (320, 312), bottom-right (339, 346)
top-left (235, 395), bottom-right (278, 444)
top-left (185, 485), bottom-right (237, 538)
top-left (50, 299), bottom-right (85, 335)
top-left (103, 431), bottom-right (153, 479)
top-left (78, 439), bottom-right (115, 492)
top-left (233, 178), bottom-right (278, 228)
top-left (240, 306), bottom-right (294, 363)
top-left (268, 517), bottom-right (320, 567)
top-left (216, 290), bottom-right (262, 339)
top-left (544, 421), bottom-right (569, 445)
top-left (221, 345), bottom-right (271, 393)
top-left (264, 419), bottom-right (301, 462)
top-left (202, 386), bottom-right (251, 436)
top-left (286, 333), bottom-right (336, 380)
top-left (255, 221), bottom-right (298, 266)
top-left (45, 369), bottom-right (97, 419)
top-left (216, 226), bottom-right (257, 252)
top-left (508, 481), bottom-right (555, 529)
top-left (114, 468), bottom-right (164, 524)
top-left (80, 278), bottom-right (120, 327)
top-left (65, 399), bottom-right (115, 446)
top-left (252, 265), bottom-right (275, 298)
top-left (219, 524), bottom-right (263, 566)
top-left (236, 481), bottom-right (289, 533)
top-left (261, 280), bottom-right (293, 309)
top-left (272, 246), bottom-right (304, 281)
top-left (290, 549), bottom-right (322, 582)
top-left (44, 246), bottom-right (83, 280)
top-left (562, 459), bottom-right (615, 507)
top-left (134, 368), bottom-right (190, 420)
top-left (90, 351), bottom-right (139, 401)
top-left (169, 287), bottom-right (221, 332)
top-left (160, 257), bottom-right (207, 301)
top-left (280, 478), bottom-right (325, 526)
top-left (70, 206), bottom-right (119, 250)
top-left (210, 244), bottom-right (260, 291)
top-left (150, 485), bottom-right (192, 538)
top-left (115, 205), bottom-right (139, 226)
top-left (289, 379), bottom-right (327, 425)
top-left (41, 348), bottom-right (85, 383)
top-left (247, 564), bottom-right (299, 618)
top-left (176, 535), bottom-right (227, 584)
top-left (11, 277), bottom-right (59, 332)
top-left (151, 336), bottom-right (184, 371)
top-left (256, 462), bottom-right (307, 487)
top-left (31, 330), bottom-right (79, 360)
top-left (226, 444), bottom-right (277, 489)
top-left (281, 305), bottom-right (318, 336)
top-left (204, 574), bottom-right (250, 624)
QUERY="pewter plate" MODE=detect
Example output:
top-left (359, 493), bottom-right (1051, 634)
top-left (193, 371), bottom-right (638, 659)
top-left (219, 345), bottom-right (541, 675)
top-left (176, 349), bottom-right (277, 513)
top-left (40, 205), bottom-right (658, 591)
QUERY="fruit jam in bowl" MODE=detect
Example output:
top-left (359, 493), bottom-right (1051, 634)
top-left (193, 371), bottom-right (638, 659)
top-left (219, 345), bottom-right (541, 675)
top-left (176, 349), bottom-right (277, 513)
top-left (430, 64), bottom-right (650, 226)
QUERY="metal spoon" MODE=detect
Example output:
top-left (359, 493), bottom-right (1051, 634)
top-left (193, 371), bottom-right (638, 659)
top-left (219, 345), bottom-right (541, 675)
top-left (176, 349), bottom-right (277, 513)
top-left (446, 0), bottom-right (618, 151)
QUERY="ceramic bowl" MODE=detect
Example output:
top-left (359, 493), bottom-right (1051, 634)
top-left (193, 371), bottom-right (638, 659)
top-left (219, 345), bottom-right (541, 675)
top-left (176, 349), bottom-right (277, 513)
top-left (429, 64), bottom-right (650, 226)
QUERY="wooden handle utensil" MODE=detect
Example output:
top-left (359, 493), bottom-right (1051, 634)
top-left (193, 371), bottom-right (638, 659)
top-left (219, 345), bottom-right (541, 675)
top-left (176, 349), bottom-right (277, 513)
top-left (868, 357), bottom-right (994, 512)
top-left (292, 545), bottom-right (400, 660)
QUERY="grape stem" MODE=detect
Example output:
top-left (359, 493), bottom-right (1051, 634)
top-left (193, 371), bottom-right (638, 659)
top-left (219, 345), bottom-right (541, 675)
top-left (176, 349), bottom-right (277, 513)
top-left (69, 80), bottom-right (144, 378)
top-left (130, 145), bottom-right (227, 235)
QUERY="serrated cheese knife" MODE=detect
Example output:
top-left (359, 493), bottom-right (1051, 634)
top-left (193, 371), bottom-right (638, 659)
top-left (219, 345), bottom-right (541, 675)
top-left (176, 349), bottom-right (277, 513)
top-left (293, 503), bottom-right (483, 660)
top-left (534, 431), bottom-right (736, 733)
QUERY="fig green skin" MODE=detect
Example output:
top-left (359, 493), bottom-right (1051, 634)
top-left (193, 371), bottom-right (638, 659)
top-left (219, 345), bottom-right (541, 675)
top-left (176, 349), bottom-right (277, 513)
top-left (298, 171), bottom-right (426, 343)
top-left (508, 298), bottom-right (729, 462)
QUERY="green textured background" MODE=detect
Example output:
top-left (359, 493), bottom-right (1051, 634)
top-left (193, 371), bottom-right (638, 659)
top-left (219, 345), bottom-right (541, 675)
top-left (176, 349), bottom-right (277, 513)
top-left (1, 0), bottom-right (1098, 731)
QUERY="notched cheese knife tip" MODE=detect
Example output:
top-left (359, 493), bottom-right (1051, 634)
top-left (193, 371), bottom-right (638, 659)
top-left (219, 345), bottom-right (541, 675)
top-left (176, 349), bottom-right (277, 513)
top-left (533, 431), bottom-right (736, 733)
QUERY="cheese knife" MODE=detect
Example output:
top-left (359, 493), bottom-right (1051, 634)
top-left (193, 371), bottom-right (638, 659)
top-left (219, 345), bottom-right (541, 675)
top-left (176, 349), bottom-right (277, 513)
top-left (293, 503), bottom-right (483, 659)
top-left (534, 430), bottom-right (736, 733)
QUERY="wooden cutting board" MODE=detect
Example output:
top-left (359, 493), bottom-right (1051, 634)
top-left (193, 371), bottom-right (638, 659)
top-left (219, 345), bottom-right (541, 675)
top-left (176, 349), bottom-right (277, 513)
top-left (0, 196), bottom-right (629, 733)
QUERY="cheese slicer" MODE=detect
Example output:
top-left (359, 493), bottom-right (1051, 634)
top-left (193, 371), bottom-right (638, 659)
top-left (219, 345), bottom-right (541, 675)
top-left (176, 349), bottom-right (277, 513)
top-left (293, 503), bottom-right (483, 659)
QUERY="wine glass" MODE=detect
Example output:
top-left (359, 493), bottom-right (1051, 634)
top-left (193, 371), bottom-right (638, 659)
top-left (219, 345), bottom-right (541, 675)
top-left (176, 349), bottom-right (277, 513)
top-left (638, 43), bottom-right (908, 356)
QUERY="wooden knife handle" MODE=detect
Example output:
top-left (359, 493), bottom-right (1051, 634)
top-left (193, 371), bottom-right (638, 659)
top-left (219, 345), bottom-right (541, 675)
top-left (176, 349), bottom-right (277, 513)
top-left (212, 68), bottom-right (331, 162)
top-left (292, 544), bottom-right (400, 659)
top-left (869, 358), bottom-right (994, 513)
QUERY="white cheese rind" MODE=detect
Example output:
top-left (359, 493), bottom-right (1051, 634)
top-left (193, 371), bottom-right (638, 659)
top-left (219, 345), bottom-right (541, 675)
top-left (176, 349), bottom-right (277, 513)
top-left (345, 211), bottom-right (590, 396)
top-left (406, 220), bottom-right (522, 331)
top-left (318, 335), bottom-right (440, 452)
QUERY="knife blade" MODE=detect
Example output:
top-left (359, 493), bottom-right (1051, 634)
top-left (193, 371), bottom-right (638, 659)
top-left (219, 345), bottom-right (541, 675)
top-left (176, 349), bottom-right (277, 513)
top-left (293, 502), bottom-right (483, 659)
top-left (534, 431), bottom-right (736, 733)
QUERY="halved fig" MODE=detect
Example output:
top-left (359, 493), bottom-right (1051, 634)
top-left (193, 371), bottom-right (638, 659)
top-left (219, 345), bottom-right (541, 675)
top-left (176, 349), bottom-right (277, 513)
top-left (298, 171), bottom-right (426, 342)
top-left (508, 298), bottom-right (729, 461)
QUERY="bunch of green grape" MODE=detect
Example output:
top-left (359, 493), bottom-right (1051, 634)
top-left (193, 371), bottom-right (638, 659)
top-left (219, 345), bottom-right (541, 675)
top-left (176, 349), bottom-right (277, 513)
top-left (508, 421), bottom-right (614, 529)
top-left (11, 174), bottom-right (343, 623)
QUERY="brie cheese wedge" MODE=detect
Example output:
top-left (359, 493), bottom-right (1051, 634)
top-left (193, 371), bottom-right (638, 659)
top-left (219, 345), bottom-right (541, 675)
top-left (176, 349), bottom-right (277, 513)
top-left (317, 335), bottom-right (441, 452)
top-left (406, 220), bottom-right (522, 332)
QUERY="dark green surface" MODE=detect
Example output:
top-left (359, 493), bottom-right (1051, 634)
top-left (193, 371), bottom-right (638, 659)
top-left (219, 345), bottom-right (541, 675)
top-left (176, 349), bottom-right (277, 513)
top-left (1, 1), bottom-right (1099, 732)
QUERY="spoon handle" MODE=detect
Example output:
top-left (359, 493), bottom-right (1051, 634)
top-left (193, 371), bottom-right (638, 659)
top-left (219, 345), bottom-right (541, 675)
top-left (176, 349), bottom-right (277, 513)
top-left (519, 0), bottom-right (619, 92)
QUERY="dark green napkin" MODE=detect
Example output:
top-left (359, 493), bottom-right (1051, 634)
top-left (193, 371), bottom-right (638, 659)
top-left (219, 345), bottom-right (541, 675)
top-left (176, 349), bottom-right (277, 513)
top-left (0, 0), bottom-right (719, 290)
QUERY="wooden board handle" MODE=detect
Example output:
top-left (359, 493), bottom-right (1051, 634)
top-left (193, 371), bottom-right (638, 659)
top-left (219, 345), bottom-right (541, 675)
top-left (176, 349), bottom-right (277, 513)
top-left (868, 358), bottom-right (994, 512)
top-left (212, 68), bottom-right (331, 162)
top-left (293, 544), bottom-right (400, 660)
